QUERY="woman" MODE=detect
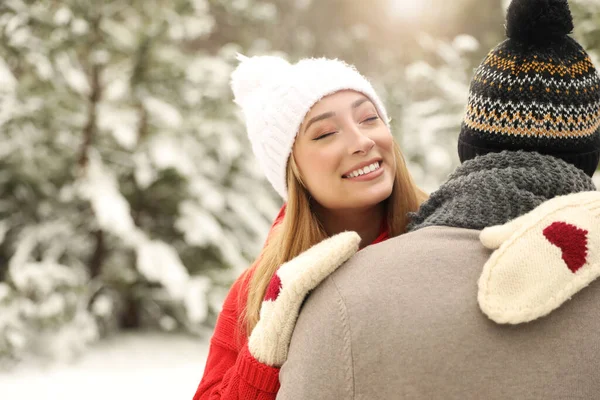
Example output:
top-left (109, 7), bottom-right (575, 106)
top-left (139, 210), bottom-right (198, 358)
top-left (193, 55), bottom-right (427, 399)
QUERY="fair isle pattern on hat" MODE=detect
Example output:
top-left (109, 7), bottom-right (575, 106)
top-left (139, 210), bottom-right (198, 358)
top-left (231, 55), bottom-right (390, 200)
top-left (478, 191), bottom-right (600, 324)
top-left (463, 46), bottom-right (600, 140)
top-left (458, 0), bottom-right (600, 177)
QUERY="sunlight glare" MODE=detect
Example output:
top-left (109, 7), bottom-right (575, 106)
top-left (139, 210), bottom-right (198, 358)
top-left (389, 0), bottom-right (428, 20)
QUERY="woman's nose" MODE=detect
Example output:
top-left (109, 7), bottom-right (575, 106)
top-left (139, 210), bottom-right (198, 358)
top-left (348, 124), bottom-right (375, 155)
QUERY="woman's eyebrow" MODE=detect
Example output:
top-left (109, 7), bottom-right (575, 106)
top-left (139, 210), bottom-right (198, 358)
top-left (303, 98), bottom-right (371, 134)
top-left (352, 98), bottom-right (369, 109)
top-left (303, 112), bottom-right (335, 134)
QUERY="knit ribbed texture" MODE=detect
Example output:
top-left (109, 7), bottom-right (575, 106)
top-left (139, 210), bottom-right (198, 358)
top-left (231, 56), bottom-right (390, 200)
top-left (458, 0), bottom-right (600, 177)
top-left (408, 151), bottom-right (597, 232)
top-left (236, 344), bottom-right (281, 392)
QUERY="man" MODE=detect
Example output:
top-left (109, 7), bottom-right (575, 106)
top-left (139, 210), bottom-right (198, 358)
top-left (277, 0), bottom-right (600, 398)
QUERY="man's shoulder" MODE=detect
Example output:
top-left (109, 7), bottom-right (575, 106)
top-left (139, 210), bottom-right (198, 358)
top-left (328, 225), bottom-right (485, 286)
top-left (302, 225), bottom-right (490, 328)
top-left (286, 225), bottom-right (492, 399)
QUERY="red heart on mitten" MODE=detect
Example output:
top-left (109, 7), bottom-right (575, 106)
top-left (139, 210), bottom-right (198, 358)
top-left (543, 222), bottom-right (589, 273)
top-left (264, 273), bottom-right (282, 301)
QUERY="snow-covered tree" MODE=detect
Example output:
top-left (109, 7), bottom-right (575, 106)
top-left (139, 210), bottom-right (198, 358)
top-left (0, 0), bottom-right (282, 365)
top-left (2, 0), bottom-right (596, 366)
top-left (397, 34), bottom-right (482, 191)
top-left (0, 0), bottom-right (404, 366)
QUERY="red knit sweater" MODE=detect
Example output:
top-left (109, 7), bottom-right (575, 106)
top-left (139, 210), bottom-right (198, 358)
top-left (192, 206), bottom-right (389, 400)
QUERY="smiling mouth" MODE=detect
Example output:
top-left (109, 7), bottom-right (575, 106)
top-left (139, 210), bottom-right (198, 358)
top-left (343, 161), bottom-right (382, 179)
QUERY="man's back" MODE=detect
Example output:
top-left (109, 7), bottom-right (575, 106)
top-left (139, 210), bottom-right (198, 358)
top-left (278, 226), bottom-right (600, 400)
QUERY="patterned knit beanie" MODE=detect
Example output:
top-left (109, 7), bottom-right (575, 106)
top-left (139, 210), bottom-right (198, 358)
top-left (458, 0), bottom-right (600, 177)
top-left (231, 55), bottom-right (390, 200)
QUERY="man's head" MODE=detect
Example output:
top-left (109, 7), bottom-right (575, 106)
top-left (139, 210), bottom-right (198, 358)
top-left (458, 0), bottom-right (600, 177)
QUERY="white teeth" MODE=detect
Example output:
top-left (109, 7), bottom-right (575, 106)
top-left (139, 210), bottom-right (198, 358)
top-left (345, 162), bottom-right (380, 178)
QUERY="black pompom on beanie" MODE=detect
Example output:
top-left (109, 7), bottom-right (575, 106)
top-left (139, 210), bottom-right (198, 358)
top-left (458, 0), bottom-right (600, 176)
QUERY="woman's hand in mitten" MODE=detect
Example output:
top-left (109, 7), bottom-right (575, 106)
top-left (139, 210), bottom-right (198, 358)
top-left (248, 231), bottom-right (361, 367)
top-left (478, 191), bottom-right (600, 324)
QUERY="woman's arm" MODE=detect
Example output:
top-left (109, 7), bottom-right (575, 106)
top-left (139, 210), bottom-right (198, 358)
top-left (193, 337), bottom-right (280, 399)
top-left (192, 264), bottom-right (281, 400)
top-left (192, 205), bottom-right (287, 400)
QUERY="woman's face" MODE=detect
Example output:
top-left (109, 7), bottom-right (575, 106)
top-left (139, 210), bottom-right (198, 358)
top-left (292, 90), bottom-right (396, 211)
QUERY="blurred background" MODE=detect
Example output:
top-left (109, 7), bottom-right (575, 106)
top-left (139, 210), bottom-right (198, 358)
top-left (0, 0), bottom-right (599, 398)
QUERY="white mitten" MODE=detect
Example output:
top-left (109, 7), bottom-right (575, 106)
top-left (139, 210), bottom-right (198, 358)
top-left (248, 231), bottom-right (361, 367)
top-left (480, 192), bottom-right (600, 250)
top-left (478, 191), bottom-right (600, 324)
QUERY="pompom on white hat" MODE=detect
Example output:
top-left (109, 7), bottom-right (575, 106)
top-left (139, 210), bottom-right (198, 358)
top-left (231, 54), bottom-right (390, 200)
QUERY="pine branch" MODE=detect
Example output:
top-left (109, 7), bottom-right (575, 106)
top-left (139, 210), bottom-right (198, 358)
top-left (77, 62), bottom-right (101, 168)
top-left (77, 14), bottom-right (106, 284)
top-left (89, 229), bottom-right (105, 278)
top-left (77, 15), bottom-right (102, 168)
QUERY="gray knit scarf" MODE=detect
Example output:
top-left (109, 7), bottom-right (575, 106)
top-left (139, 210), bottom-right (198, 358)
top-left (408, 151), bottom-right (597, 232)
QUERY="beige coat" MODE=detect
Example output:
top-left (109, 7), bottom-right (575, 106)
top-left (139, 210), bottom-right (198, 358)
top-left (277, 226), bottom-right (600, 400)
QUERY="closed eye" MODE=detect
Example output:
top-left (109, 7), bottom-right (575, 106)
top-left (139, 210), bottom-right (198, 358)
top-left (362, 116), bottom-right (379, 124)
top-left (313, 132), bottom-right (335, 141)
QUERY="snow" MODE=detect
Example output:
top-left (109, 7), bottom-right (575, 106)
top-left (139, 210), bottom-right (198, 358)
top-left (78, 155), bottom-right (138, 240)
top-left (143, 97), bottom-right (183, 128)
top-left (26, 53), bottom-right (54, 81)
top-left (405, 61), bottom-right (435, 82)
top-left (97, 103), bottom-right (139, 150)
top-left (452, 35), bottom-right (479, 53)
top-left (176, 201), bottom-right (224, 247)
top-left (0, 57), bottom-right (17, 90)
top-left (187, 57), bottom-right (232, 97)
top-left (232, 0), bottom-right (251, 11)
top-left (227, 192), bottom-right (272, 237)
top-left (103, 76), bottom-right (130, 101)
top-left (169, 16), bottom-right (214, 40)
top-left (90, 293), bottom-right (113, 318)
top-left (189, 178), bottom-right (226, 213)
top-left (0, 220), bottom-right (8, 244)
top-left (136, 240), bottom-right (190, 300)
top-left (251, 3), bottom-right (278, 21)
top-left (184, 16), bottom-right (215, 39)
top-left (426, 145), bottom-right (453, 171)
top-left (100, 19), bottom-right (137, 50)
top-left (192, 0), bottom-right (210, 13)
top-left (0, 332), bottom-right (210, 400)
top-left (71, 19), bottom-right (89, 35)
top-left (10, 262), bottom-right (81, 297)
top-left (133, 152), bottom-right (158, 189)
top-left (148, 134), bottom-right (194, 176)
top-left (0, 283), bottom-right (10, 301)
top-left (91, 49), bottom-right (111, 65)
top-left (184, 277), bottom-right (211, 324)
top-left (53, 7), bottom-right (72, 26)
top-left (55, 52), bottom-right (91, 96)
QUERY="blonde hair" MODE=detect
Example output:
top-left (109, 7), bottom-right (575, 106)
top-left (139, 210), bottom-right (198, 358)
top-left (242, 140), bottom-right (427, 335)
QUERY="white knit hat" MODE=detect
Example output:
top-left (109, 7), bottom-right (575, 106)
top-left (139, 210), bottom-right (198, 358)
top-left (231, 54), bottom-right (390, 200)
